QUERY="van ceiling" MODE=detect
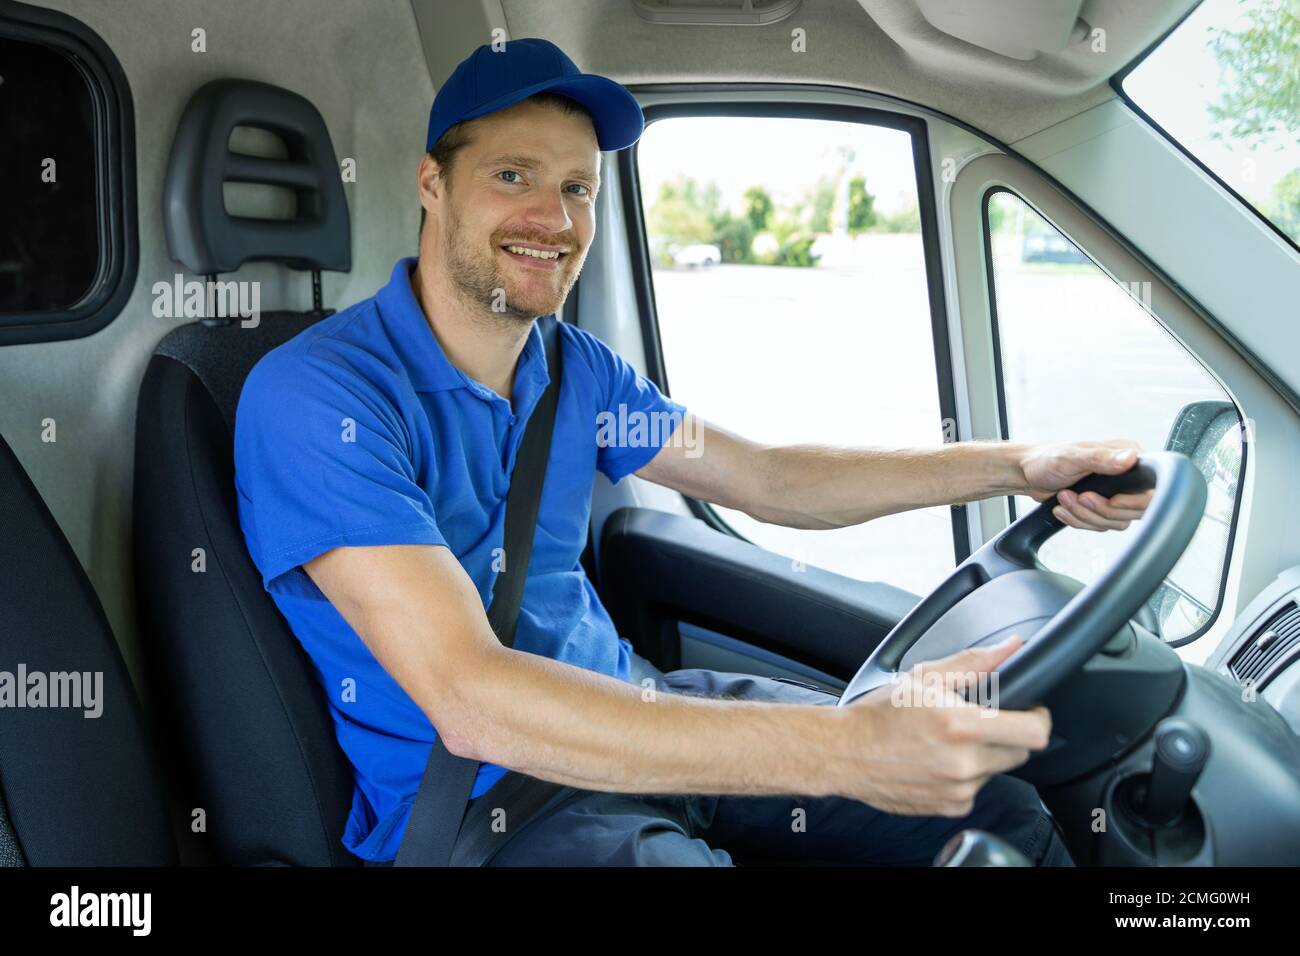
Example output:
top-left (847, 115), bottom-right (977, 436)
top-left (414, 0), bottom-right (1197, 145)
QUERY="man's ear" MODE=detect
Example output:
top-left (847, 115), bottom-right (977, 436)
top-left (418, 153), bottom-right (446, 208)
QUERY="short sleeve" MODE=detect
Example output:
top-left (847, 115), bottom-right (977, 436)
top-left (234, 346), bottom-right (446, 592)
top-left (567, 326), bottom-right (690, 484)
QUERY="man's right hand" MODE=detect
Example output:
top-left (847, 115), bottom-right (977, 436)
top-left (836, 636), bottom-right (1052, 817)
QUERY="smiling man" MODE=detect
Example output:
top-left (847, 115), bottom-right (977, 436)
top-left (234, 38), bottom-right (1151, 867)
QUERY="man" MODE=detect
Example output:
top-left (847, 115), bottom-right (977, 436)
top-left (234, 38), bottom-right (1151, 866)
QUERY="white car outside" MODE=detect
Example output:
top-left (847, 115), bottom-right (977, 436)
top-left (673, 243), bottom-right (721, 268)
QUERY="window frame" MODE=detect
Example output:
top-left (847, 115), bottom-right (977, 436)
top-left (1110, 1), bottom-right (1300, 259)
top-left (979, 184), bottom-right (1249, 647)
top-left (0, 1), bottom-right (138, 344)
top-left (618, 98), bottom-right (972, 572)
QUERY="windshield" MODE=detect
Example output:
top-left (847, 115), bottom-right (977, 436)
top-left (1121, 0), bottom-right (1300, 248)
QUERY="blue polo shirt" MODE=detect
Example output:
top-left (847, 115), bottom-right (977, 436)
top-left (234, 256), bottom-right (687, 862)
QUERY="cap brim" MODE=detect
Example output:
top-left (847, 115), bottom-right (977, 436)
top-left (455, 73), bottom-right (644, 152)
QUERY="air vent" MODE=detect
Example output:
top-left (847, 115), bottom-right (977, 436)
top-left (1229, 601), bottom-right (1300, 689)
top-left (631, 0), bottom-right (802, 26)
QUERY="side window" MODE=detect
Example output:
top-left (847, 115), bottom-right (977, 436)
top-left (0, 9), bottom-right (135, 343)
top-left (635, 112), bottom-right (954, 595)
top-left (986, 191), bottom-right (1244, 643)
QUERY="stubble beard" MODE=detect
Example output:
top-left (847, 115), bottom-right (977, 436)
top-left (442, 199), bottom-right (582, 326)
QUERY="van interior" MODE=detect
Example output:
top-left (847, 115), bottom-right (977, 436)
top-left (2, 0), bottom-right (1299, 869)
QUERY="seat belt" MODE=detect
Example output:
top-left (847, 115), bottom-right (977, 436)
top-left (394, 314), bottom-right (565, 867)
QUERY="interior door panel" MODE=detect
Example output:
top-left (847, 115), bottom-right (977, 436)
top-left (598, 507), bottom-right (919, 681)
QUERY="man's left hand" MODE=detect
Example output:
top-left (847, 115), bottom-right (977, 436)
top-left (1019, 440), bottom-right (1154, 532)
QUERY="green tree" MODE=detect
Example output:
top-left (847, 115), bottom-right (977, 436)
top-left (804, 176), bottom-right (838, 234)
top-left (987, 197), bottom-right (1006, 234)
top-left (710, 211), bottom-right (756, 264)
top-left (777, 233), bottom-right (818, 268)
top-left (697, 180), bottom-right (722, 217)
top-left (1267, 168), bottom-right (1300, 238)
top-left (847, 174), bottom-right (877, 235)
top-left (646, 175), bottom-right (718, 259)
top-left (1208, 0), bottom-right (1300, 141)
top-left (743, 185), bottom-right (774, 233)
top-left (877, 201), bottom-right (921, 233)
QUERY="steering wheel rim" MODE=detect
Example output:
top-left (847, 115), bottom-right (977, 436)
top-left (838, 452), bottom-right (1207, 711)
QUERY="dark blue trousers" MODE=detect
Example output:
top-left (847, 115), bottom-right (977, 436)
top-left (478, 668), bottom-right (1074, 867)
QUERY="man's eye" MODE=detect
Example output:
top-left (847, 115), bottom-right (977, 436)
top-left (565, 183), bottom-right (591, 197)
top-left (498, 170), bottom-right (523, 184)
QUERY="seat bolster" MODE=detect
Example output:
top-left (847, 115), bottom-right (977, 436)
top-left (134, 353), bottom-right (357, 866)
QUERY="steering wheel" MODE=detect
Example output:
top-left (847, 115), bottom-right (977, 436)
top-left (838, 452), bottom-right (1207, 712)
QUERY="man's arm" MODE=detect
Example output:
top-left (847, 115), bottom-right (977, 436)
top-left (636, 413), bottom-right (1152, 532)
top-left (303, 541), bottom-right (1052, 816)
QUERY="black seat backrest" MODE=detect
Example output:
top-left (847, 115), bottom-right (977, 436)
top-left (134, 78), bottom-right (356, 865)
top-left (0, 433), bottom-right (175, 865)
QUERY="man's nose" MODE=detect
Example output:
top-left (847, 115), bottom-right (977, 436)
top-left (521, 185), bottom-right (573, 235)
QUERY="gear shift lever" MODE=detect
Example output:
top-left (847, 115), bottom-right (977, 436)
top-left (1141, 718), bottom-right (1210, 827)
top-left (935, 829), bottom-right (1032, 866)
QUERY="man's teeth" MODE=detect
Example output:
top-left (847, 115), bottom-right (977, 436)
top-left (505, 245), bottom-right (561, 260)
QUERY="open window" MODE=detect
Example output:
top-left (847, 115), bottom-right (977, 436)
top-left (622, 103), bottom-right (962, 596)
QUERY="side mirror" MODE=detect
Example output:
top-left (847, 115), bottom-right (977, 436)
top-left (1140, 400), bottom-right (1243, 641)
top-left (1163, 399), bottom-right (1242, 517)
top-left (1164, 400), bottom-right (1239, 462)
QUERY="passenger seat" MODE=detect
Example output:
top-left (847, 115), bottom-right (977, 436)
top-left (0, 432), bottom-right (175, 865)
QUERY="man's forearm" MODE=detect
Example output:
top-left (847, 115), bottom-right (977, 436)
top-left (432, 644), bottom-right (847, 798)
top-left (742, 440), bottom-right (1034, 530)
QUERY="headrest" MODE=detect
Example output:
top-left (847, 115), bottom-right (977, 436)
top-left (163, 79), bottom-right (351, 275)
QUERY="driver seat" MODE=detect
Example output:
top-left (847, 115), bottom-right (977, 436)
top-left (133, 78), bottom-right (358, 865)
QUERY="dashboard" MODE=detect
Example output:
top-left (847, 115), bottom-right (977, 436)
top-left (1206, 564), bottom-right (1300, 735)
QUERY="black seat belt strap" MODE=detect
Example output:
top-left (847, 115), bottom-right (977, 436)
top-left (394, 315), bottom-right (563, 867)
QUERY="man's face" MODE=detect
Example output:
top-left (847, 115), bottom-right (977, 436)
top-left (433, 99), bottom-right (600, 322)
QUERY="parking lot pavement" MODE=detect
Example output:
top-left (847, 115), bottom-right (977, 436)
top-left (647, 237), bottom-right (1233, 614)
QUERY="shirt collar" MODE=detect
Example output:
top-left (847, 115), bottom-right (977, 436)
top-left (376, 257), bottom-right (552, 406)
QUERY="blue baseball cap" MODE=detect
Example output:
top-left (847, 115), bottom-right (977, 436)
top-left (426, 37), bottom-right (644, 153)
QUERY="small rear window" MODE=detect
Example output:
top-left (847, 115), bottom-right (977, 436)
top-left (0, 5), bottom-right (135, 345)
top-left (0, 35), bottom-right (100, 313)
